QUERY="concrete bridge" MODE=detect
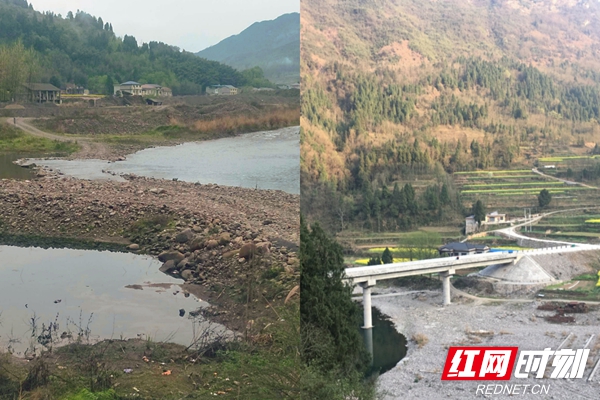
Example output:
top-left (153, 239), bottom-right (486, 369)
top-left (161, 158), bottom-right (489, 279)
top-left (344, 252), bottom-right (521, 330)
top-left (346, 243), bottom-right (600, 330)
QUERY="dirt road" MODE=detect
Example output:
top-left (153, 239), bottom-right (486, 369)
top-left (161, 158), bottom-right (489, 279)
top-left (6, 117), bottom-right (112, 159)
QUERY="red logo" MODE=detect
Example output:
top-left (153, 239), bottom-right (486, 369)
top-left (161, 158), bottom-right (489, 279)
top-left (441, 347), bottom-right (518, 380)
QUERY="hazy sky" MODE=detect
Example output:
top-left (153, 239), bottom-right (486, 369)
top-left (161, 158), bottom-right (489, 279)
top-left (28, 0), bottom-right (299, 53)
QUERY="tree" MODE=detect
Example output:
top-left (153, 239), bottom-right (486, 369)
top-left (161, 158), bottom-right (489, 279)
top-left (472, 200), bottom-right (486, 224)
top-left (122, 35), bottom-right (138, 52)
top-left (300, 219), bottom-right (370, 375)
top-left (49, 75), bottom-right (61, 89)
top-left (367, 256), bottom-right (382, 266)
top-left (440, 183), bottom-right (451, 206)
top-left (382, 247), bottom-right (394, 264)
top-left (105, 75), bottom-right (114, 95)
top-left (538, 189), bottom-right (552, 208)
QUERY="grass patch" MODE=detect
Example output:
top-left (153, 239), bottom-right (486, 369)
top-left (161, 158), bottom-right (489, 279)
top-left (539, 155), bottom-right (600, 162)
top-left (454, 169), bottom-right (532, 175)
top-left (572, 274), bottom-right (599, 281)
top-left (0, 232), bottom-right (126, 252)
top-left (462, 181), bottom-right (564, 189)
top-left (465, 175), bottom-right (540, 180)
top-left (461, 187), bottom-right (588, 194)
top-left (0, 124), bottom-right (79, 154)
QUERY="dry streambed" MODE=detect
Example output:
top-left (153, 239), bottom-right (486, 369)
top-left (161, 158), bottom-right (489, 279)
top-left (373, 289), bottom-right (600, 400)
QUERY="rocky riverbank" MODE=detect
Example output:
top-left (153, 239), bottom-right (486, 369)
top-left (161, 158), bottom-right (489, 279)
top-left (0, 173), bottom-right (299, 333)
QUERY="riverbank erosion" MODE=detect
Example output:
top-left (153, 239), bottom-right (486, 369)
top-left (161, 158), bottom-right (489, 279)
top-left (0, 174), bottom-right (300, 334)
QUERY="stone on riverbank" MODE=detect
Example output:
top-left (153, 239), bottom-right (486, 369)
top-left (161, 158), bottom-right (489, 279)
top-left (239, 243), bottom-right (257, 260)
top-left (158, 250), bottom-right (185, 263)
top-left (159, 260), bottom-right (178, 273)
top-left (175, 229), bottom-right (194, 243)
top-left (219, 232), bottom-right (231, 245)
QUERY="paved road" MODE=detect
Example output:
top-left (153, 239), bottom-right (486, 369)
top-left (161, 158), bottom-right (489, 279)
top-left (492, 206), bottom-right (600, 249)
top-left (532, 167), bottom-right (598, 189)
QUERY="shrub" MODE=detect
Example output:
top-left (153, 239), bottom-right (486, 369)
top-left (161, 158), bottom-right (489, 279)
top-left (411, 333), bottom-right (429, 348)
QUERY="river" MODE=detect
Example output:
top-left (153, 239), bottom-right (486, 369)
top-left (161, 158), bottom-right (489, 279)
top-left (23, 126), bottom-right (300, 194)
top-left (0, 246), bottom-right (228, 356)
top-left (362, 306), bottom-right (408, 375)
top-left (0, 153), bottom-right (35, 180)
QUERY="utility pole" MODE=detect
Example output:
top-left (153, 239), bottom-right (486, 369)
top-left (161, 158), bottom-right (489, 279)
top-left (523, 208), bottom-right (532, 232)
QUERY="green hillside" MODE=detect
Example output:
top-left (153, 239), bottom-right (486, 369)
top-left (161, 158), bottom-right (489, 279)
top-left (197, 13), bottom-right (299, 84)
top-left (0, 0), bottom-right (266, 98)
top-left (301, 0), bottom-right (600, 232)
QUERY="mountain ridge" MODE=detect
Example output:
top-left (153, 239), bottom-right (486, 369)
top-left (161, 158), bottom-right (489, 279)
top-left (197, 12), bottom-right (299, 84)
top-left (301, 0), bottom-right (600, 232)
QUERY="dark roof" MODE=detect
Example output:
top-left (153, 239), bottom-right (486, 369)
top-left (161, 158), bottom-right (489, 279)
top-left (23, 83), bottom-right (61, 91)
top-left (438, 242), bottom-right (489, 252)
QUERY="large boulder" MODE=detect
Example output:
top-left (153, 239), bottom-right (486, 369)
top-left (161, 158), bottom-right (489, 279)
top-left (158, 251), bottom-right (185, 263)
top-left (175, 229), bottom-right (194, 243)
top-left (239, 243), bottom-right (257, 260)
top-left (159, 260), bottom-right (178, 273)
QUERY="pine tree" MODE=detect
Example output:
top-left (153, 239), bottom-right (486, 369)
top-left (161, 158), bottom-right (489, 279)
top-left (300, 219), bottom-right (370, 374)
top-left (382, 247), bottom-right (394, 264)
top-left (538, 189), bottom-right (552, 208)
top-left (472, 200), bottom-right (486, 224)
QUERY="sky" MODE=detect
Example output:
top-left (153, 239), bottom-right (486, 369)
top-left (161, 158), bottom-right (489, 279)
top-left (27, 0), bottom-right (299, 53)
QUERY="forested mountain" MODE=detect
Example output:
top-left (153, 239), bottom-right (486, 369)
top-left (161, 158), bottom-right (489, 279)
top-left (301, 0), bottom-right (600, 232)
top-left (0, 0), bottom-right (270, 98)
top-left (196, 13), bottom-right (300, 84)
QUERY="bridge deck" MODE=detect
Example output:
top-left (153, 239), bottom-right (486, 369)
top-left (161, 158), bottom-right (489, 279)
top-left (344, 252), bottom-right (520, 284)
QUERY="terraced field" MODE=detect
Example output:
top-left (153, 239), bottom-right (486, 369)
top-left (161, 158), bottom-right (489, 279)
top-left (538, 155), bottom-right (600, 163)
top-left (339, 229), bottom-right (457, 265)
top-left (526, 212), bottom-right (600, 243)
top-left (454, 169), bottom-right (598, 215)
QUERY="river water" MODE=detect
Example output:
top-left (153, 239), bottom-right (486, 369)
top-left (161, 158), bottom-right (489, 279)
top-left (361, 307), bottom-right (408, 376)
top-left (0, 153), bottom-right (35, 180)
top-left (0, 246), bottom-right (228, 356)
top-left (24, 126), bottom-right (300, 194)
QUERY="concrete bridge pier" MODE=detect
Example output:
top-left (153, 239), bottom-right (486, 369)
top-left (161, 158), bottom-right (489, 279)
top-left (440, 269), bottom-right (455, 306)
top-left (360, 280), bottom-right (376, 329)
top-left (363, 326), bottom-right (374, 364)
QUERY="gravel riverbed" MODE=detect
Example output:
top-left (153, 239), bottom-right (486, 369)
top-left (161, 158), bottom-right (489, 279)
top-left (372, 287), bottom-right (600, 399)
